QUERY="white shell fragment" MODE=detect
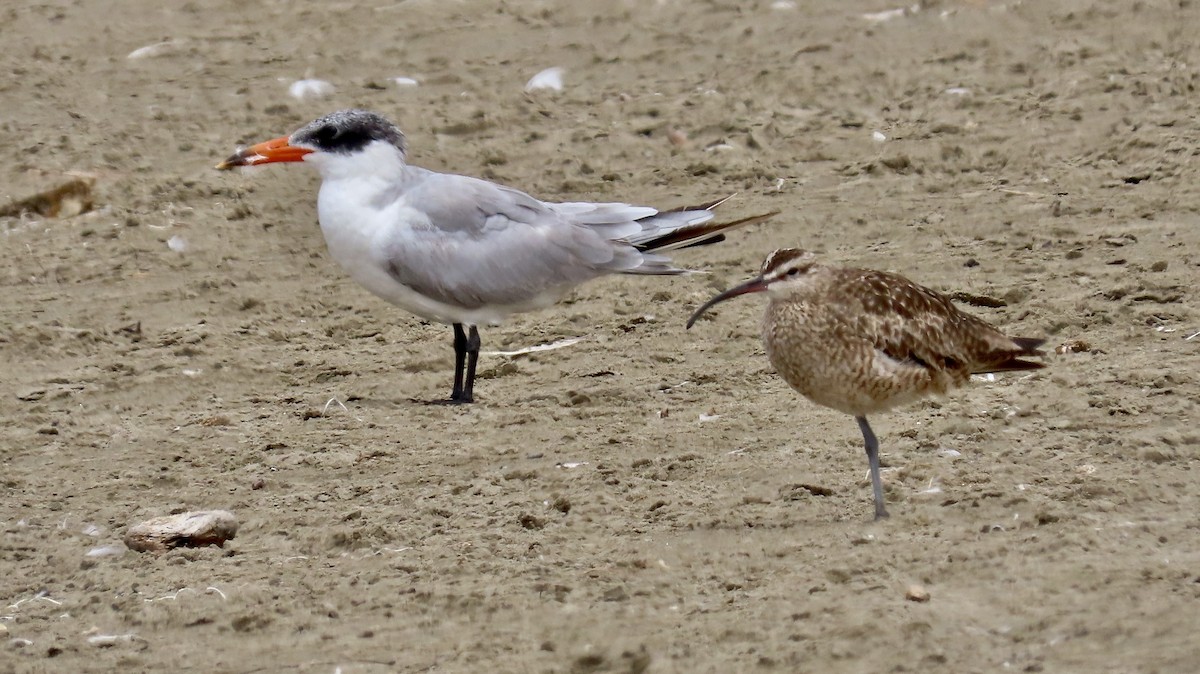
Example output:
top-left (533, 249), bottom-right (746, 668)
top-left (944, 87), bottom-right (971, 96)
top-left (393, 77), bottom-right (420, 87)
top-left (127, 40), bottom-right (183, 60)
top-left (87, 634), bottom-right (140, 647)
top-left (167, 235), bottom-right (188, 253)
top-left (483, 337), bottom-right (582, 357)
top-left (771, 1), bottom-right (797, 9)
top-left (124, 510), bottom-right (239, 553)
top-left (872, 131), bottom-right (888, 142)
top-left (289, 79), bottom-right (335, 100)
top-left (862, 5), bottom-right (920, 23)
top-left (86, 545), bottom-right (126, 558)
top-left (525, 67), bottom-right (565, 93)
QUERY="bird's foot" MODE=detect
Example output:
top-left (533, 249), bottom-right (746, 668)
top-left (409, 396), bottom-right (474, 406)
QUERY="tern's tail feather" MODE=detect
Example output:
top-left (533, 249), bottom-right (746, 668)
top-left (660, 194), bottom-right (736, 214)
top-left (631, 209), bottom-right (778, 253)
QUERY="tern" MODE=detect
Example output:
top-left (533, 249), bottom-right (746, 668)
top-left (217, 109), bottom-right (775, 404)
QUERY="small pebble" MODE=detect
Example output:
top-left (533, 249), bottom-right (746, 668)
top-left (905, 584), bottom-right (931, 602)
top-left (1055, 339), bottom-right (1091, 354)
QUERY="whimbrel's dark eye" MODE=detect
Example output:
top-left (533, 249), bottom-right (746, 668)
top-left (786, 267), bottom-right (801, 277)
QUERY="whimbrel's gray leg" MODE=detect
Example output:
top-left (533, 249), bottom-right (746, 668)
top-left (856, 416), bottom-right (889, 520)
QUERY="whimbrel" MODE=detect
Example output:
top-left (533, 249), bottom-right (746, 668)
top-left (687, 248), bottom-right (1045, 519)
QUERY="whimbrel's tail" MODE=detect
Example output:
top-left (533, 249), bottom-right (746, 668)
top-left (973, 337), bottom-right (1046, 374)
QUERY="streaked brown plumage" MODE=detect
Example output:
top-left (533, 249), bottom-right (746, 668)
top-left (686, 248), bottom-right (1045, 520)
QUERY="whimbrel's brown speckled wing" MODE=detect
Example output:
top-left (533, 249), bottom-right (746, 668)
top-left (831, 268), bottom-right (1035, 375)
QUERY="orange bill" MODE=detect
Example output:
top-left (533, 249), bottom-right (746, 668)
top-left (215, 136), bottom-right (312, 170)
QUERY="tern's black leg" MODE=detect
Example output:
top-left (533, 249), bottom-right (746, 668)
top-left (856, 416), bottom-right (889, 520)
top-left (449, 324), bottom-right (468, 402)
top-left (458, 326), bottom-right (481, 403)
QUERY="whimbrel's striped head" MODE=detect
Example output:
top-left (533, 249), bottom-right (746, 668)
top-left (685, 248), bottom-right (820, 329)
top-left (760, 248), bottom-right (819, 283)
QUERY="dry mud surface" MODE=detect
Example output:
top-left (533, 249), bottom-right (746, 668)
top-left (2, 1), bottom-right (1199, 672)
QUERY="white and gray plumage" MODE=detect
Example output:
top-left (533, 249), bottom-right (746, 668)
top-left (217, 109), bottom-right (775, 403)
top-left (687, 248), bottom-right (1045, 519)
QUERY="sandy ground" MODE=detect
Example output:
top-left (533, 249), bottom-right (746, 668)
top-left (3, 0), bottom-right (1199, 672)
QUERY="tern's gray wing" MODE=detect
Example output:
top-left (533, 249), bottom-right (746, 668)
top-left (379, 172), bottom-right (673, 310)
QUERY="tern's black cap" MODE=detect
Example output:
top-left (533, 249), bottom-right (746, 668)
top-left (290, 109), bottom-right (407, 155)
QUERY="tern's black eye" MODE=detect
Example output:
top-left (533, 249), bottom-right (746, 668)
top-left (314, 124), bottom-right (339, 144)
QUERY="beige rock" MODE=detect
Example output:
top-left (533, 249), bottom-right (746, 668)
top-left (905, 584), bottom-right (931, 602)
top-left (0, 175), bottom-right (95, 219)
top-left (124, 510), bottom-right (239, 553)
